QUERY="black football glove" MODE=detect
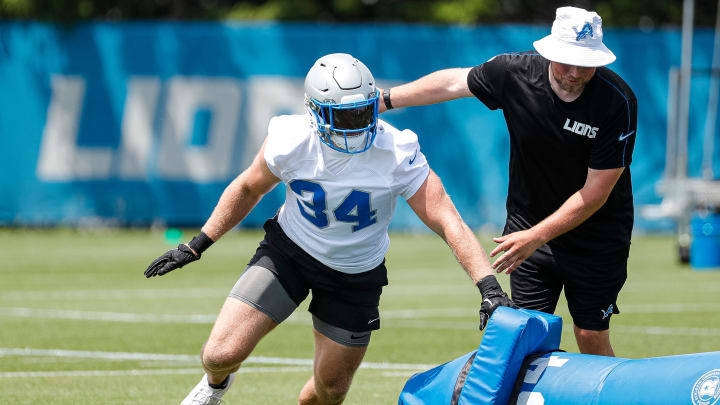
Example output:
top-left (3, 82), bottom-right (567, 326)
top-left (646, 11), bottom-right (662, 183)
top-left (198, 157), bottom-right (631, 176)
top-left (477, 275), bottom-right (518, 330)
top-left (144, 244), bottom-right (198, 278)
top-left (144, 232), bottom-right (214, 278)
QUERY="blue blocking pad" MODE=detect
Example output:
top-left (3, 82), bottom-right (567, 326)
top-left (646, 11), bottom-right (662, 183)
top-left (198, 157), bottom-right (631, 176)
top-left (513, 352), bottom-right (625, 404)
top-left (398, 308), bottom-right (563, 405)
top-left (458, 308), bottom-right (562, 405)
top-left (518, 351), bottom-right (720, 405)
top-left (597, 352), bottom-right (720, 405)
top-left (398, 351), bottom-right (477, 405)
top-left (399, 306), bottom-right (720, 405)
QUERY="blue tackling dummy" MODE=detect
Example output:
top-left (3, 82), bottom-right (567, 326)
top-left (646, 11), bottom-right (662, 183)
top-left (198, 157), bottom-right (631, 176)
top-left (399, 307), bottom-right (720, 405)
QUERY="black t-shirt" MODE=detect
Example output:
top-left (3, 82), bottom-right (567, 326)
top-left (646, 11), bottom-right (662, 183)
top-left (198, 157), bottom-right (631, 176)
top-left (467, 52), bottom-right (636, 255)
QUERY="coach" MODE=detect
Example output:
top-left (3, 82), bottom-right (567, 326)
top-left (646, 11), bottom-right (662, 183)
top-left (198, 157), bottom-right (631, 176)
top-left (380, 6), bottom-right (637, 356)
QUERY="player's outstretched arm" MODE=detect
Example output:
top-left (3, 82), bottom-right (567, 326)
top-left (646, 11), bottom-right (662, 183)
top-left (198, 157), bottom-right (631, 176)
top-left (378, 68), bottom-right (473, 113)
top-left (407, 170), bottom-right (517, 329)
top-left (407, 170), bottom-right (491, 283)
top-left (198, 140), bottom-right (280, 242)
top-left (144, 140), bottom-right (280, 278)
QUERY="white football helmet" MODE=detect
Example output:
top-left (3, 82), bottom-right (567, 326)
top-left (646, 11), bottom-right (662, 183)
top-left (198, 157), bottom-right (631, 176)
top-left (304, 53), bottom-right (379, 154)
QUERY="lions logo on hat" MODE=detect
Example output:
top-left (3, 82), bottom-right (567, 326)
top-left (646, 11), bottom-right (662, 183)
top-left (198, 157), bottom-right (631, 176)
top-left (573, 22), bottom-right (594, 41)
top-left (692, 369), bottom-right (720, 405)
top-left (533, 6), bottom-right (616, 67)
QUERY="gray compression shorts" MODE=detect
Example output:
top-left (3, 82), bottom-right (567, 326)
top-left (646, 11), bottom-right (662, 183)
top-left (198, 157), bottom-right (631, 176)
top-left (229, 265), bottom-right (372, 347)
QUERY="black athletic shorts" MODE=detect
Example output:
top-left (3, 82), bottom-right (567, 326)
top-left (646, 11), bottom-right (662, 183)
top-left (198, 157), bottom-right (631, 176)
top-left (506, 223), bottom-right (628, 331)
top-left (246, 218), bottom-right (389, 333)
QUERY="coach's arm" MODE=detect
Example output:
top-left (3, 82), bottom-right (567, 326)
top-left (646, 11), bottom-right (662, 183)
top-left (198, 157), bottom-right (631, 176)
top-left (407, 170), bottom-right (516, 329)
top-left (378, 68), bottom-right (472, 113)
top-left (144, 140), bottom-right (280, 277)
top-left (490, 167), bottom-right (624, 274)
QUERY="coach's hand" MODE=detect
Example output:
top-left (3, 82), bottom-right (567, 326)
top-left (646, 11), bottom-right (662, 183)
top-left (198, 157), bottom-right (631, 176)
top-left (144, 244), bottom-right (199, 277)
top-left (490, 229), bottom-right (546, 274)
top-left (477, 275), bottom-right (518, 330)
top-left (144, 231), bottom-right (214, 278)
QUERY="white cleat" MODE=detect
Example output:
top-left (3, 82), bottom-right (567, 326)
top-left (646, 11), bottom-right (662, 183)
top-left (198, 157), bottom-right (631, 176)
top-left (181, 373), bottom-right (235, 405)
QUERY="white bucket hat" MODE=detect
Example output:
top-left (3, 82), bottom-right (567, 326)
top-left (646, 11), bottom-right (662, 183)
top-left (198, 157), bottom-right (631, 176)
top-left (533, 6), bottom-right (616, 67)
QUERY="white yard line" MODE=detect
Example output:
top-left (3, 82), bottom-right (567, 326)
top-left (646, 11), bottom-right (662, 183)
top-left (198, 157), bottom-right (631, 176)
top-left (4, 306), bottom-right (720, 336)
top-left (0, 308), bottom-right (217, 324)
top-left (0, 366), bottom-right (312, 379)
top-left (0, 307), bottom-right (480, 330)
top-left (0, 348), bottom-right (197, 362)
top-left (618, 303), bottom-right (720, 313)
top-left (0, 284), bottom-right (472, 301)
top-left (2, 276), bottom-right (719, 301)
top-left (614, 325), bottom-right (720, 337)
top-left (0, 348), bottom-right (436, 371)
top-left (4, 304), bottom-right (720, 327)
top-left (0, 288), bottom-right (226, 301)
top-left (0, 307), bottom-right (477, 330)
top-left (0, 307), bottom-right (476, 321)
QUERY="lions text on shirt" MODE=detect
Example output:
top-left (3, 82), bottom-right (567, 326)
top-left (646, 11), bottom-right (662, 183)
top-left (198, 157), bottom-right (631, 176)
top-left (264, 116), bottom-right (430, 274)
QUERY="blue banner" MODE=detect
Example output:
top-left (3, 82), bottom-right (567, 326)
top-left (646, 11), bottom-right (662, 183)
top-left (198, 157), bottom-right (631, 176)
top-left (0, 22), bottom-right (716, 229)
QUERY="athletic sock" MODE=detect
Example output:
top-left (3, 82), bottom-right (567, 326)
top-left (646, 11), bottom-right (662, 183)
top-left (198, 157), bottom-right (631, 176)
top-left (208, 375), bottom-right (230, 390)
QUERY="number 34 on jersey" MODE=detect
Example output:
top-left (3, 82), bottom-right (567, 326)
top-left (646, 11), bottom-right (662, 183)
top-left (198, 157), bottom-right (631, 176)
top-left (289, 179), bottom-right (378, 232)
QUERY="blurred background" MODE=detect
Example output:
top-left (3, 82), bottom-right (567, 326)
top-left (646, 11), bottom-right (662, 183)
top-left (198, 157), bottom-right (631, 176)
top-left (0, 0), bottom-right (717, 25)
top-left (1, 1), bottom-right (720, 403)
top-left (1, 0), bottom-right (719, 244)
top-left (0, 0), bottom-right (719, 237)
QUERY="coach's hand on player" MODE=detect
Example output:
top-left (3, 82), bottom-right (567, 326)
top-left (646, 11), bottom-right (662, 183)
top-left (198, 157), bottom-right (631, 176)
top-left (490, 229), bottom-right (546, 274)
top-left (144, 231), bottom-right (214, 278)
top-left (477, 275), bottom-right (518, 330)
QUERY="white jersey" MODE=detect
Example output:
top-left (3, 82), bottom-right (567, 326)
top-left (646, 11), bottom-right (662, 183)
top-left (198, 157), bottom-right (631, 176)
top-left (264, 115), bottom-right (430, 274)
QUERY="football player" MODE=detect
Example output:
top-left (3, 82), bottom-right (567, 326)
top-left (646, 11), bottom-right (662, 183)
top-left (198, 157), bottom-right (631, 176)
top-left (144, 53), bottom-right (515, 405)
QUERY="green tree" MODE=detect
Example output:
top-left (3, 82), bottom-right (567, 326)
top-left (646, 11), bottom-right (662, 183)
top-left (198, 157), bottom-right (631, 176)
top-left (0, 0), bottom-right (717, 27)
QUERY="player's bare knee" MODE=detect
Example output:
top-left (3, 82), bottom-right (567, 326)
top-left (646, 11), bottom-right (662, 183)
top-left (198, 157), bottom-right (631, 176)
top-left (315, 374), bottom-right (351, 403)
top-left (201, 344), bottom-right (247, 372)
top-left (202, 352), bottom-right (241, 373)
top-left (316, 385), bottom-right (349, 404)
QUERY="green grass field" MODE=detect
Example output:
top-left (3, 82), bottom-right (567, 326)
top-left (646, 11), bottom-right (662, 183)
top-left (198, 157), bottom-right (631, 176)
top-left (1, 229), bottom-right (720, 404)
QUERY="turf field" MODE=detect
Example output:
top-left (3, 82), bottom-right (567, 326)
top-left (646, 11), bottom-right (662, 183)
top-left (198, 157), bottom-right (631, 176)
top-left (1, 229), bottom-right (719, 404)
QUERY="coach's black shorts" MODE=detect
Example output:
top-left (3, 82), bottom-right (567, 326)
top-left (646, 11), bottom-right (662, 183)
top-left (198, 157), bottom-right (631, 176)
top-left (507, 228), bottom-right (628, 331)
top-left (246, 218), bottom-right (388, 333)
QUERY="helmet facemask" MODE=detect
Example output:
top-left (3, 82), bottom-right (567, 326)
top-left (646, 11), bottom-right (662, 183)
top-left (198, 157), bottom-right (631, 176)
top-left (307, 95), bottom-right (379, 154)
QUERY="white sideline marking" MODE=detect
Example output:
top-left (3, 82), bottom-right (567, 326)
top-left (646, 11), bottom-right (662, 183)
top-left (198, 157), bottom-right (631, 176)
top-left (619, 303), bottom-right (720, 313)
top-left (0, 308), bottom-right (217, 324)
top-left (381, 371), bottom-right (418, 378)
top-left (6, 306), bottom-right (720, 336)
top-left (3, 278), bottom-right (720, 301)
top-left (0, 284), bottom-right (470, 300)
top-left (0, 366), bottom-right (311, 379)
top-left (4, 302), bottom-right (720, 327)
top-left (614, 325), bottom-right (720, 337)
top-left (0, 307), bottom-right (477, 327)
top-left (0, 348), bottom-right (435, 371)
top-left (0, 288), bottom-right (226, 301)
top-left (0, 308), bottom-right (369, 324)
top-left (0, 307), bottom-right (479, 331)
top-left (4, 307), bottom-right (720, 335)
